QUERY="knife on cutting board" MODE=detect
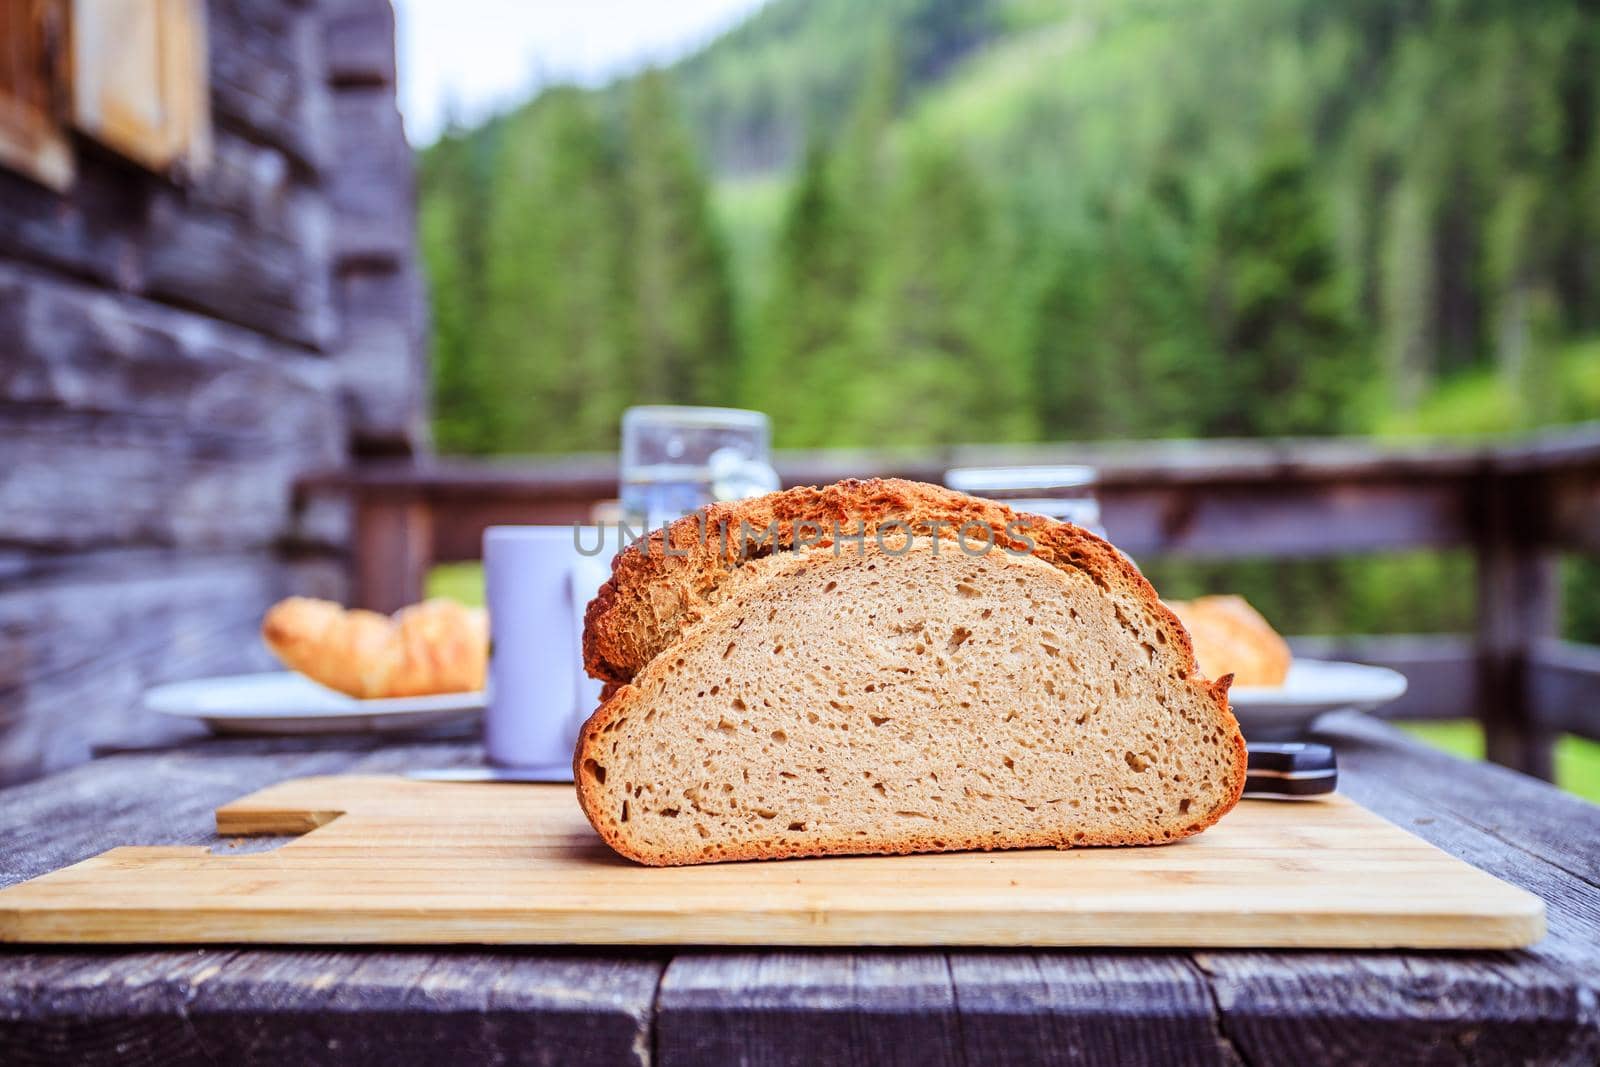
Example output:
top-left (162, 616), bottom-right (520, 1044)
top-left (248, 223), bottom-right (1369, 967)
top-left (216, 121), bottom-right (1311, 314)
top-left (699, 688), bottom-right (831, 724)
top-left (1244, 741), bottom-right (1338, 798)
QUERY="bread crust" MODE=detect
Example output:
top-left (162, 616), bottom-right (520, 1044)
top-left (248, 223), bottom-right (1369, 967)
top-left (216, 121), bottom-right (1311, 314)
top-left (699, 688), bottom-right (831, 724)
top-left (576, 480), bottom-right (1246, 866)
top-left (586, 478), bottom-right (1204, 687)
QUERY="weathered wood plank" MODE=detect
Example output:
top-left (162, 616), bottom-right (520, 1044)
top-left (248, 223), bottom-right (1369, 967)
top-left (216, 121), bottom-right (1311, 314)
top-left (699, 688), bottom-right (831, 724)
top-left (1532, 639), bottom-right (1600, 741)
top-left (183, 951), bottom-right (660, 1067)
top-left (1104, 479), bottom-right (1471, 558)
top-left (946, 953), bottom-right (1239, 1066)
top-left (0, 127), bottom-right (335, 347)
top-left (142, 182), bottom-right (336, 351)
top-left (145, 124), bottom-right (335, 348)
top-left (0, 735), bottom-right (450, 886)
top-left (326, 85), bottom-right (414, 266)
top-left (324, 429), bottom-right (1600, 491)
top-left (429, 497), bottom-right (602, 560)
top-left (656, 952), bottom-right (962, 1067)
top-left (0, 949), bottom-right (246, 1066)
top-left (207, 0), bottom-right (330, 174)
top-left (178, 126), bottom-right (295, 227)
top-left (322, 1), bottom-right (425, 451)
top-left (0, 552), bottom-right (281, 699)
top-left (333, 264), bottom-right (427, 450)
top-left (285, 479), bottom-right (355, 554)
top-left (1193, 950), bottom-right (1599, 1067)
top-left (774, 436), bottom-right (1500, 490)
top-left (1488, 425), bottom-right (1600, 470)
top-left (0, 253), bottom-right (338, 420)
top-left (0, 261), bottom-right (345, 552)
top-left (0, 152), bottom-right (155, 293)
top-left (0, 948), bottom-right (664, 1067)
top-left (0, 407), bottom-right (337, 551)
top-left (313, 425), bottom-right (1600, 510)
top-left (0, 552), bottom-right (346, 783)
top-left (323, 0), bottom-right (398, 87)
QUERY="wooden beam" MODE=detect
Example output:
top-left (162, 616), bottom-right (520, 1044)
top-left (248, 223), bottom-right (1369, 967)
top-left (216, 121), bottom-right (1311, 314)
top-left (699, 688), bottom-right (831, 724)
top-left (0, 261), bottom-right (345, 553)
top-left (1544, 468), bottom-right (1600, 554)
top-left (354, 493), bottom-right (431, 613)
top-left (1473, 472), bottom-right (1559, 780)
top-left (1101, 478), bottom-right (1470, 558)
top-left (322, 0), bottom-right (397, 87)
top-left (331, 464), bottom-right (1487, 571)
top-left (321, 428), bottom-right (1600, 571)
top-left (332, 265), bottom-right (426, 451)
top-left (0, 126), bottom-right (337, 349)
top-left (326, 86), bottom-right (413, 267)
top-left (207, 0), bottom-right (329, 175)
top-left (1287, 634), bottom-right (1479, 722)
top-left (1531, 639), bottom-right (1600, 742)
top-left (656, 953), bottom-right (964, 1065)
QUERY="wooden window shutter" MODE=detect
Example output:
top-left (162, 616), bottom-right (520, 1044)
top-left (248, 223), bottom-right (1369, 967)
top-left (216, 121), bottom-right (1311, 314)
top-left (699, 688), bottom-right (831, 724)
top-left (71, 0), bottom-right (211, 176)
top-left (0, 0), bottom-right (72, 190)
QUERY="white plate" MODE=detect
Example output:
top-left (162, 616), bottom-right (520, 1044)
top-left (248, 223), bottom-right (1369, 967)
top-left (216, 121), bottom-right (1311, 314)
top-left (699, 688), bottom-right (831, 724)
top-left (143, 672), bottom-right (485, 737)
top-left (1228, 659), bottom-right (1408, 737)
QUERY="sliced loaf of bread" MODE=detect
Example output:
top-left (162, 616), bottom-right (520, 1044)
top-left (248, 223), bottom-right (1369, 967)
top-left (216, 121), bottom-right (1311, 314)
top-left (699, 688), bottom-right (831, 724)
top-left (575, 481), bottom-right (1245, 866)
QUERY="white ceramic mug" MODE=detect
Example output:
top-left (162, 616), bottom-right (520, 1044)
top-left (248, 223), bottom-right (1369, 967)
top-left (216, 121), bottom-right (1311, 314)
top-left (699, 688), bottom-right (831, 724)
top-left (483, 525), bottom-right (616, 773)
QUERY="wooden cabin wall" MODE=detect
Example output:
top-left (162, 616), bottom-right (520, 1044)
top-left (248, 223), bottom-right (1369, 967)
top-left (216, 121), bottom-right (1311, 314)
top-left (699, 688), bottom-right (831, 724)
top-left (0, 0), bottom-right (425, 783)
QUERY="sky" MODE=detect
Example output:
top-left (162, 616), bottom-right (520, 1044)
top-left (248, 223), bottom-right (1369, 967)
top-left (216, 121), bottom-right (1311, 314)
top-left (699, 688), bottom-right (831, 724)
top-left (393, 0), bottom-right (769, 146)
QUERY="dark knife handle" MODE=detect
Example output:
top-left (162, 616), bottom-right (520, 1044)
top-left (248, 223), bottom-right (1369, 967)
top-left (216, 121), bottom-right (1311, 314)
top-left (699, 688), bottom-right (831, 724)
top-left (1244, 741), bottom-right (1338, 797)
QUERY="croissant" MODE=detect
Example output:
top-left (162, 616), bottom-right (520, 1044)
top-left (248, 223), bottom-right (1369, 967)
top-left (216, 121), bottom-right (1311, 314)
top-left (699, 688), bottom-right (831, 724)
top-left (261, 597), bottom-right (489, 699)
top-left (1165, 594), bottom-right (1291, 688)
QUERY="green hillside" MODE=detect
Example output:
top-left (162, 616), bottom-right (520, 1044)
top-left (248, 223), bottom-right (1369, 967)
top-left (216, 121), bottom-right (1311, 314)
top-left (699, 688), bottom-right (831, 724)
top-left (420, 0), bottom-right (1600, 457)
top-left (670, 0), bottom-right (1002, 175)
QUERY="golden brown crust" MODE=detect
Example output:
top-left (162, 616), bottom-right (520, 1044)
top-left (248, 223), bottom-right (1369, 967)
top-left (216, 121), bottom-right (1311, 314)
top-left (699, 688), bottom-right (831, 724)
top-left (585, 478), bottom-right (1203, 687)
top-left (576, 479), bottom-right (1246, 866)
top-left (1166, 595), bottom-right (1292, 688)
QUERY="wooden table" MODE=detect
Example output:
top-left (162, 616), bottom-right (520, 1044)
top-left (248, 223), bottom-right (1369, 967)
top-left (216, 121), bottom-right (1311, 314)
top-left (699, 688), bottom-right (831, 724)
top-left (2, 711), bottom-right (1597, 1065)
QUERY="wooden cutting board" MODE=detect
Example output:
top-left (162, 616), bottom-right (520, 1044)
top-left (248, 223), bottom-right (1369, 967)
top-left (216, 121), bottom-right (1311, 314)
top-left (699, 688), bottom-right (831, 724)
top-left (0, 775), bottom-right (1544, 948)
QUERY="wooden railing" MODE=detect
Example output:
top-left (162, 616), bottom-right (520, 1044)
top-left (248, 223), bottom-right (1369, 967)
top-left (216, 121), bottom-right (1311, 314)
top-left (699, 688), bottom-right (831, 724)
top-left (299, 426), bottom-right (1600, 781)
